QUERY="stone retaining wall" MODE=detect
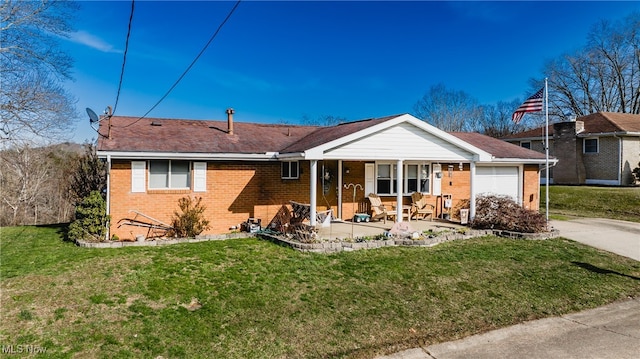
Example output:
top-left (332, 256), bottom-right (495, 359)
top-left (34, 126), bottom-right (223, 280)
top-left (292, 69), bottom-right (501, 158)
top-left (76, 229), bottom-right (559, 251)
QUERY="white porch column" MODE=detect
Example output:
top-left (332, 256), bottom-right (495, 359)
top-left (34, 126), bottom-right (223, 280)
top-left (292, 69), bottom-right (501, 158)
top-left (337, 160), bottom-right (343, 219)
top-left (310, 160), bottom-right (318, 226)
top-left (469, 161), bottom-right (476, 219)
top-left (396, 159), bottom-right (404, 222)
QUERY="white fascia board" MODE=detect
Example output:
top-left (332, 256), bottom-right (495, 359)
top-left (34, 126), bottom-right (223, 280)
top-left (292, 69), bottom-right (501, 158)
top-left (577, 131), bottom-right (640, 137)
top-left (303, 113), bottom-right (492, 161)
top-left (276, 152), bottom-right (305, 160)
top-left (96, 151), bottom-right (278, 161)
top-left (487, 158), bottom-right (558, 165)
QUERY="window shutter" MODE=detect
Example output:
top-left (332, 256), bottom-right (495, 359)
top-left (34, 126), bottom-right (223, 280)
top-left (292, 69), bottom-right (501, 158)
top-left (193, 162), bottom-right (207, 192)
top-left (364, 163), bottom-right (375, 195)
top-left (131, 161), bottom-right (146, 193)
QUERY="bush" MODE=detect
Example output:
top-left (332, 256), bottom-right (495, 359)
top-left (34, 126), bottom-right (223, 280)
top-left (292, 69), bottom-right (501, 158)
top-left (169, 197), bottom-right (210, 238)
top-left (471, 194), bottom-right (547, 233)
top-left (632, 161), bottom-right (640, 183)
top-left (68, 191), bottom-right (110, 242)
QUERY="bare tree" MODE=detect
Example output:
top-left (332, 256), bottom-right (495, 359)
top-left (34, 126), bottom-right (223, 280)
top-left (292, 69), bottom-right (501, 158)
top-left (413, 83), bottom-right (482, 132)
top-left (479, 99), bottom-right (539, 138)
top-left (0, 0), bottom-right (78, 146)
top-left (544, 12), bottom-right (640, 117)
top-left (0, 143), bottom-right (80, 226)
top-left (301, 114), bottom-right (348, 126)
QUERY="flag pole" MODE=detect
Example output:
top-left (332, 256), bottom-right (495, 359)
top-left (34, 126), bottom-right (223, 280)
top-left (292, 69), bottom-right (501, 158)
top-left (544, 77), bottom-right (549, 227)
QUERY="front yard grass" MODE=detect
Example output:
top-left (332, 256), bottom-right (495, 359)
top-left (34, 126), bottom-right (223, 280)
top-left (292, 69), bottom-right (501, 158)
top-left (542, 185), bottom-right (640, 222)
top-left (1, 225), bottom-right (639, 358)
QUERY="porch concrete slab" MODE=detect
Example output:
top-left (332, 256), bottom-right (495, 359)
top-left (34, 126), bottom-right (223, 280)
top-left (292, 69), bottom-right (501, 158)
top-left (550, 218), bottom-right (640, 261)
top-left (316, 220), bottom-right (464, 241)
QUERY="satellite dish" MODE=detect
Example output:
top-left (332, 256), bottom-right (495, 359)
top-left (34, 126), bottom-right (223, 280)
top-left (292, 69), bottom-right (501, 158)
top-left (86, 107), bottom-right (103, 133)
top-left (87, 108), bottom-right (100, 123)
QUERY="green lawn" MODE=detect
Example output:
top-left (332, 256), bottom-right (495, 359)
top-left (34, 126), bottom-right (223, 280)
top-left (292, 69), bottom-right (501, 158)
top-left (1, 225), bottom-right (639, 358)
top-left (542, 185), bottom-right (640, 222)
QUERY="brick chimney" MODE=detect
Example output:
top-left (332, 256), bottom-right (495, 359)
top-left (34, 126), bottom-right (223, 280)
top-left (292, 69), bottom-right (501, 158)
top-left (553, 120), bottom-right (586, 184)
top-left (226, 108), bottom-right (235, 135)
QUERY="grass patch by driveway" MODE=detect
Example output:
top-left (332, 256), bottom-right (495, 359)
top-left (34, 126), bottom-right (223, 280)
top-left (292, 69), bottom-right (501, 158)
top-left (1, 225), bottom-right (639, 358)
top-left (542, 185), bottom-right (640, 222)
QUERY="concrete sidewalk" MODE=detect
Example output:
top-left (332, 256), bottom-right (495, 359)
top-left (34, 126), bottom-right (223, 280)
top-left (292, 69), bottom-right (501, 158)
top-left (376, 298), bottom-right (640, 359)
top-left (550, 218), bottom-right (640, 261)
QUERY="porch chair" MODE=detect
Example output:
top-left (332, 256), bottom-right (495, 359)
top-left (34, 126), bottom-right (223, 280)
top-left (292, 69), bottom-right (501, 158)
top-left (366, 193), bottom-right (389, 223)
top-left (410, 192), bottom-right (435, 221)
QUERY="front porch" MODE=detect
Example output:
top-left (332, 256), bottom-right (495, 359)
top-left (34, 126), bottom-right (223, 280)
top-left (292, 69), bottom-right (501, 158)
top-left (316, 218), bottom-right (466, 241)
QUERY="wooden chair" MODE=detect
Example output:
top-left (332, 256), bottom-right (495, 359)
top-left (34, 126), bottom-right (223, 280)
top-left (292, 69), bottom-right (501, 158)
top-left (410, 192), bottom-right (435, 221)
top-left (366, 193), bottom-right (389, 223)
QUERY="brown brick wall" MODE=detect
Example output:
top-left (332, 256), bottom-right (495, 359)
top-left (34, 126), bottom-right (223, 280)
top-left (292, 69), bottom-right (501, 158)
top-left (583, 136), bottom-right (619, 181)
top-left (109, 160), bottom-right (542, 239)
top-left (109, 160), bottom-right (342, 240)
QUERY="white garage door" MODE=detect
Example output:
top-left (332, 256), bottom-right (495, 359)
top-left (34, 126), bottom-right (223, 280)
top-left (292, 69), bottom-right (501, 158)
top-left (476, 167), bottom-right (520, 201)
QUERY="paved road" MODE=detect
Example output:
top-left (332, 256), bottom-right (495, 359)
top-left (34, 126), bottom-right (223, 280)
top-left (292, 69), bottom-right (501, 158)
top-left (376, 217), bottom-right (640, 359)
top-left (550, 218), bottom-right (640, 261)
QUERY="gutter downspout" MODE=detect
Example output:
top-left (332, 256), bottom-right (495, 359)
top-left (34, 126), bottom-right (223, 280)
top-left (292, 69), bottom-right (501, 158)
top-left (106, 154), bottom-right (111, 241)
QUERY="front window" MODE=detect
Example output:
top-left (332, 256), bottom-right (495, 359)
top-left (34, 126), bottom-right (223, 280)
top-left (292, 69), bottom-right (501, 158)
top-left (520, 141), bottom-right (531, 149)
top-left (376, 162), bottom-right (431, 195)
top-left (149, 160), bottom-right (191, 189)
top-left (281, 161), bottom-right (299, 179)
top-left (584, 138), bottom-right (598, 153)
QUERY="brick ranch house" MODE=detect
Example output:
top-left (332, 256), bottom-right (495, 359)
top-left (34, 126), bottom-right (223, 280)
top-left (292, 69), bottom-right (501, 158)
top-left (97, 112), bottom-right (553, 240)
top-left (502, 112), bottom-right (640, 186)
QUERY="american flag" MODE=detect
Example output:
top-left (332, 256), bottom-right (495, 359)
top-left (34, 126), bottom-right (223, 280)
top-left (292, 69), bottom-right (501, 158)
top-left (512, 87), bottom-right (544, 124)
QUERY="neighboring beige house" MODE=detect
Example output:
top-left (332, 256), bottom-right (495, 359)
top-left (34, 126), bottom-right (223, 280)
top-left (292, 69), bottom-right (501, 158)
top-left (503, 112), bottom-right (640, 186)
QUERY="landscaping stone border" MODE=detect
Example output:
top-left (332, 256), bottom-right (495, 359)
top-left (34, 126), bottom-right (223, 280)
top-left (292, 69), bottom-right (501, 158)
top-left (76, 228), bottom-right (559, 250)
top-left (257, 228), bottom-right (560, 253)
top-left (75, 232), bottom-right (255, 248)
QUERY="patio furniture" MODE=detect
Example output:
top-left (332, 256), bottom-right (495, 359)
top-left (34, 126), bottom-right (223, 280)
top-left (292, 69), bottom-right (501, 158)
top-left (410, 192), bottom-right (435, 221)
top-left (366, 193), bottom-right (389, 223)
top-left (390, 204), bottom-right (411, 222)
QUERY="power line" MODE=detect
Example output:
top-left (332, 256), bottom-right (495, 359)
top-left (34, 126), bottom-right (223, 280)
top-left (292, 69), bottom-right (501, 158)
top-left (112, 0), bottom-right (135, 116)
top-left (115, 0), bottom-right (242, 128)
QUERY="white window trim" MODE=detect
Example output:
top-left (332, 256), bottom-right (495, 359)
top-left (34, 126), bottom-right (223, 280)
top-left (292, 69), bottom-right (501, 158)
top-left (148, 160), bottom-right (192, 190)
top-left (281, 161), bottom-right (299, 179)
top-left (583, 137), bottom-right (599, 154)
top-left (375, 162), bottom-right (430, 195)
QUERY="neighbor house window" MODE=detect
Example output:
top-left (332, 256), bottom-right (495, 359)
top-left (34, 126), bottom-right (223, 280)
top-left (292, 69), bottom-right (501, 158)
top-left (520, 141), bottom-right (531, 149)
top-left (149, 160), bottom-right (191, 189)
top-left (584, 138), bottom-right (598, 153)
top-left (281, 161), bottom-right (299, 179)
top-left (376, 162), bottom-right (431, 195)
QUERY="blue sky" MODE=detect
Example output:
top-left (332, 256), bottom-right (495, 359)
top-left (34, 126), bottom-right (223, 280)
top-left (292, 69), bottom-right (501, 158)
top-left (62, 1), bottom-right (639, 143)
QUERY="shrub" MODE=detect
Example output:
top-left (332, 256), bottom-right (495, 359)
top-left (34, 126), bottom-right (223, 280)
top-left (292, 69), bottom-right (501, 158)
top-left (471, 194), bottom-right (547, 233)
top-left (169, 197), bottom-right (210, 238)
top-left (68, 191), bottom-right (110, 242)
top-left (632, 161), bottom-right (640, 183)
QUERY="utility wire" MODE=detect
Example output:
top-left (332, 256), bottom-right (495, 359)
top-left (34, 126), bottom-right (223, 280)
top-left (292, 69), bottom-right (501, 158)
top-left (115, 0), bottom-right (242, 128)
top-left (112, 0), bottom-right (135, 116)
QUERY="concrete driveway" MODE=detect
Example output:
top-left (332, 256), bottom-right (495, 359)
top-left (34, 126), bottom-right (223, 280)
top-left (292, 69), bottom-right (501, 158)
top-left (550, 218), bottom-right (640, 261)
